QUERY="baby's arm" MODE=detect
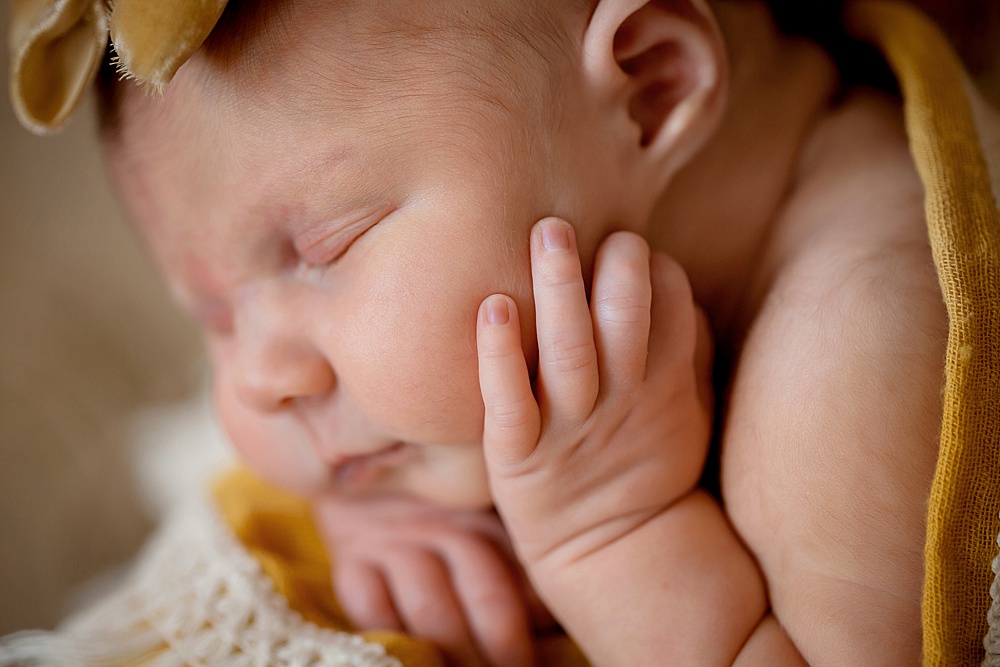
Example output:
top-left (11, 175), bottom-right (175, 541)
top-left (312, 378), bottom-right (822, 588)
top-left (477, 219), bottom-right (804, 665)
top-left (722, 101), bottom-right (944, 664)
top-left (721, 229), bottom-right (944, 663)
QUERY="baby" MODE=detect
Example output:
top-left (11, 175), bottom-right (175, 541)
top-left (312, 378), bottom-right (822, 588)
top-left (95, 0), bottom-right (947, 664)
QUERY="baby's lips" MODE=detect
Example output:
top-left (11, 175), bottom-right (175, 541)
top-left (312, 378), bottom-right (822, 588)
top-left (327, 441), bottom-right (412, 488)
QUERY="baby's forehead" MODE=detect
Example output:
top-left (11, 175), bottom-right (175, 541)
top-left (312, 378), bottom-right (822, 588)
top-left (109, 0), bottom-right (570, 164)
top-left (196, 0), bottom-right (541, 91)
top-left (104, 0), bottom-right (578, 246)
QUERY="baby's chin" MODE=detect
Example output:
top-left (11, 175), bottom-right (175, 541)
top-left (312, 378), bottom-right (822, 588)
top-left (392, 444), bottom-right (495, 510)
top-left (409, 483), bottom-right (495, 511)
top-left (325, 472), bottom-right (495, 510)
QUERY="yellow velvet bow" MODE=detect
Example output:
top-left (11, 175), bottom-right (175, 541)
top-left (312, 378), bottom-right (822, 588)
top-left (9, 0), bottom-right (228, 134)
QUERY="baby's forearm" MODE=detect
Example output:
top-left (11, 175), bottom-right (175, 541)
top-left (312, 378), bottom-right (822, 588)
top-left (531, 490), bottom-right (804, 666)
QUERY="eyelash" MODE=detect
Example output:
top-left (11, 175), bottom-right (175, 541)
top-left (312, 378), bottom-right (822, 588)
top-left (296, 206), bottom-right (394, 269)
top-left (301, 230), bottom-right (360, 268)
top-left (293, 227), bottom-right (365, 286)
top-left (295, 238), bottom-right (352, 283)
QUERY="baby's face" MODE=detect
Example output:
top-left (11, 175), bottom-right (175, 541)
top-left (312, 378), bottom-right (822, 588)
top-left (107, 5), bottom-right (608, 508)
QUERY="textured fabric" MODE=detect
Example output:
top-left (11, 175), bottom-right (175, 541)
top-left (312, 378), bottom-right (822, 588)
top-left (211, 469), bottom-right (449, 667)
top-left (8, 0), bottom-right (106, 133)
top-left (0, 470), bottom-right (585, 666)
top-left (211, 469), bottom-right (588, 667)
top-left (986, 536), bottom-right (1000, 665)
top-left (8, 0), bottom-right (226, 133)
top-left (108, 0), bottom-right (227, 89)
top-left (847, 3), bottom-right (1000, 666)
top-left (0, 495), bottom-right (406, 667)
top-left (970, 78), bottom-right (1000, 667)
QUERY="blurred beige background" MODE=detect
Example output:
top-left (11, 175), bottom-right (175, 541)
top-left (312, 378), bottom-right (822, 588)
top-left (0, 0), bottom-right (997, 639)
top-left (0, 8), bottom-right (204, 633)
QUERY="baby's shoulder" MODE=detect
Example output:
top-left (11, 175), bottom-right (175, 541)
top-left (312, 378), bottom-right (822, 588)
top-left (740, 91), bottom-right (947, 448)
top-left (720, 88), bottom-right (948, 661)
top-left (749, 86), bottom-right (939, 332)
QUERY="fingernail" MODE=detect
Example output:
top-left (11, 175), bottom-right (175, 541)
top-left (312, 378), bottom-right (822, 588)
top-left (540, 219), bottom-right (570, 251)
top-left (485, 295), bottom-right (510, 326)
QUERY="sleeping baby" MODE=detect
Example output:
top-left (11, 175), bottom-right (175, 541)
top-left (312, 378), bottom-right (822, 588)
top-left (6, 0), bottom-right (958, 664)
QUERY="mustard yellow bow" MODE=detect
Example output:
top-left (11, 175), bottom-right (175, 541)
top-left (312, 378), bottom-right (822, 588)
top-left (9, 0), bottom-right (228, 134)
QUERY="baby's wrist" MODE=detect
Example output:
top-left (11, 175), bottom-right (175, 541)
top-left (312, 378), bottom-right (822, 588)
top-left (525, 489), bottom-right (769, 663)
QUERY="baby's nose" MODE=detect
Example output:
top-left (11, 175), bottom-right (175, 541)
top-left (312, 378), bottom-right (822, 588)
top-left (233, 336), bottom-right (336, 412)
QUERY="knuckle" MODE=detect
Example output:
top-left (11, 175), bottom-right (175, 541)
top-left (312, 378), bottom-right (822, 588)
top-left (487, 394), bottom-right (537, 431)
top-left (542, 336), bottom-right (595, 373)
top-left (479, 344), bottom-right (518, 363)
top-left (594, 293), bottom-right (650, 325)
top-left (536, 256), bottom-right (581, 288)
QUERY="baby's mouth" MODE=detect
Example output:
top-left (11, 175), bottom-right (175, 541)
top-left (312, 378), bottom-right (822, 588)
top-left (328, 441), bottom-right (413, 488)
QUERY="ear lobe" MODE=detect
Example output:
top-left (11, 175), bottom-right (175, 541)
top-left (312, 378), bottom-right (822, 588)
top-left (585, 0), bottom-right (726, 172)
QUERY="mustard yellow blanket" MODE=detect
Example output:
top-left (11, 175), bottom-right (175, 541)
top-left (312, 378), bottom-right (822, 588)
top-left (846, 4), bottom-right (1000, 666)
top-left (4, 1), bottom-right (1000, 665)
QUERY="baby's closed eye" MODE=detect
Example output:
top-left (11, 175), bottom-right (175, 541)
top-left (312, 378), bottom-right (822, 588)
top-left (293, 203), bottom-right (397, 267)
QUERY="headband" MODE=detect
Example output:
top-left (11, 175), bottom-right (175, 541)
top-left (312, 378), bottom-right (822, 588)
top-left (9, 0), bottom-right (228, 134)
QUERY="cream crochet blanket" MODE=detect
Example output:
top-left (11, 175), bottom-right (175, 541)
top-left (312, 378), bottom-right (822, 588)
top-left (0, 500), bottom-right (401, 667)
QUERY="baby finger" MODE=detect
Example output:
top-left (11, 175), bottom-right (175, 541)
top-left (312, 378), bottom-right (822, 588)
top-left (384, 550), bottom-right (484, 667)
top-left (478, 295), bottom-right (541, 468)
top-left (445, 536), bottom-right (535, 667)
top-left (645, 252), bottom-right (700, 379)
top-left (530, 218), bottom-right (599, 424)
top-left (335, 559), bottom-right (403, 632)
top-left (589, 231), bottom-right (652, 393)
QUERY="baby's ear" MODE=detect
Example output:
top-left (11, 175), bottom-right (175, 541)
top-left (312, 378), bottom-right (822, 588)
top-left (584, 0), bottom-right (727, 178)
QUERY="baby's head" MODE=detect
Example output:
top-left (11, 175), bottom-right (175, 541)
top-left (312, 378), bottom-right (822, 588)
top-left (98, 0), bottom-right (810, 507)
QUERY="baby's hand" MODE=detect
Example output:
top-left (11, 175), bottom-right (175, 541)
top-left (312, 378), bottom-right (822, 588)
top-left (477, 218), bottom-right (713, 575)
top-left (313, 494), bottom-right (545, 667)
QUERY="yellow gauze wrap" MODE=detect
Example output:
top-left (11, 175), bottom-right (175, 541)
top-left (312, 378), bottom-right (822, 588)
top-left (212, 469), bottom-right (448, 667)
top-left (847, 3), bottom-right (1000, 665)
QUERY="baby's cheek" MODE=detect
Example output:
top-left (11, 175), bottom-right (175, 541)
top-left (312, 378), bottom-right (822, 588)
top-left (340, 212), bottom-right (536, 446)
top-left (341, 278), bottom-right (487, 446)
top-left (344, 303), bottom-right (485, 444)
